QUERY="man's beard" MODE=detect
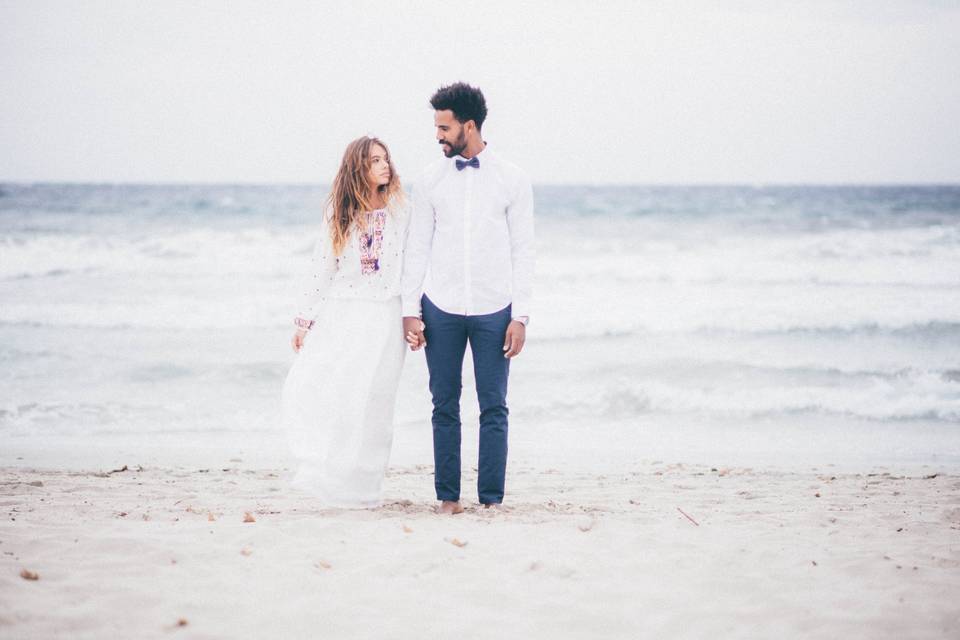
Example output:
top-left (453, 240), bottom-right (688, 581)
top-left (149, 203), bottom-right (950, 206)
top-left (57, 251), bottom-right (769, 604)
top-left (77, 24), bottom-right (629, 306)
top-left (441, 130), bottom-right (467, 158)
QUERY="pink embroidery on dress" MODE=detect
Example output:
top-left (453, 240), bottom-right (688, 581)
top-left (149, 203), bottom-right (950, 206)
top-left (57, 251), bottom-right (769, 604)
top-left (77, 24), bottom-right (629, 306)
top-left (359, 209), bottom-right (386, 275)
top-left (294, 317), bottom-right (314, 330)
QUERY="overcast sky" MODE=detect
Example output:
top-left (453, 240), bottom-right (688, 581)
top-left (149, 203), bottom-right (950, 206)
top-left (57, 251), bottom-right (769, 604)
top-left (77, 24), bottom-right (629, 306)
top-left (1, 1), bottom-right (958, 185)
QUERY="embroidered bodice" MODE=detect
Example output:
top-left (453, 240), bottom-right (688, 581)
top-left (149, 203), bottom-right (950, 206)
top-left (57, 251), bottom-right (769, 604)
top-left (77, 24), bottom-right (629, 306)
top-left (294, 202), bottom-right (410, 329)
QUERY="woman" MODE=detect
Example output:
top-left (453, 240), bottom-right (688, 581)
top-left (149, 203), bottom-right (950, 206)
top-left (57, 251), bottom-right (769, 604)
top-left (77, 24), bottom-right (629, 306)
top-left (281, 135), bottom-right (409, 508)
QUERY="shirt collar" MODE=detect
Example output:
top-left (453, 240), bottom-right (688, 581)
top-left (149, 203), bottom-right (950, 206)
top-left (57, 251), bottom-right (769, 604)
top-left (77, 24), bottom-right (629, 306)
top-left (454, 141), bottom-right (491, 165)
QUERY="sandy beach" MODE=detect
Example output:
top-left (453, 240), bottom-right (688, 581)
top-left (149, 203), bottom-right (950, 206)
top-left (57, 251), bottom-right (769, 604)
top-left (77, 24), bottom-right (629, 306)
top-left (2, 455), bottom-right (958, 639)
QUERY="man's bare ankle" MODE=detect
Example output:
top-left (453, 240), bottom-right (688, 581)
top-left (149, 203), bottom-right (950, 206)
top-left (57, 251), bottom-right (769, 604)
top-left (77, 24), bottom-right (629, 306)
top-left (437, 500), bottom-right (464, 515)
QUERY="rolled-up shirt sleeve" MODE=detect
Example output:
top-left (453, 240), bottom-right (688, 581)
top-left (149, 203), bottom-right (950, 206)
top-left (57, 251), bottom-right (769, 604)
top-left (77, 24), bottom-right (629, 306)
top-left (506, 174), bottom-right (535, 320)
top-left (400, 178), bottom-right (434, 317)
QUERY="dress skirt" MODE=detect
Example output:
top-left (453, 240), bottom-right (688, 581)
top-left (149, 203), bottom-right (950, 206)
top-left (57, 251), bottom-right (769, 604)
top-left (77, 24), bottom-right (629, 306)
top-left (281, 296), bottom-right (405, 508)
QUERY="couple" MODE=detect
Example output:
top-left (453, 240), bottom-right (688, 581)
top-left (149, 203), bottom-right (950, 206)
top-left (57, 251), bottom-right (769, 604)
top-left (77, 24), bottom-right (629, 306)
top-left (280, 83), bottom-right (535, 515)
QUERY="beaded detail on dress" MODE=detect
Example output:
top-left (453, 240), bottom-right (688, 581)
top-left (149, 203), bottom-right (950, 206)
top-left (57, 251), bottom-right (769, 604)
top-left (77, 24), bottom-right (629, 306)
top-left (359, 209), bottom-right (386, 274)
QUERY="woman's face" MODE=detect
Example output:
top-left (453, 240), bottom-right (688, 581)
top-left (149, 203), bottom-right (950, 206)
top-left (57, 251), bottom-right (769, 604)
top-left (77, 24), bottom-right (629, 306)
top-left (367, 144), bottom-right (391, 188)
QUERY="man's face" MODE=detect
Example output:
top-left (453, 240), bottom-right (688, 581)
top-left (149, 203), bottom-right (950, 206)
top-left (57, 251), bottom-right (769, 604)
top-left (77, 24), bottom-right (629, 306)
top-left (434, 110), bottom-right (467, 158)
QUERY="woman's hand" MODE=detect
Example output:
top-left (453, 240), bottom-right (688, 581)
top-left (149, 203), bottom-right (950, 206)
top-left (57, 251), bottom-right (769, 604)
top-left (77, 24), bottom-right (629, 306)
top-left (403, 317), bottom-right (426, 351)
top-left (291, 329), bottom-right (308, 353)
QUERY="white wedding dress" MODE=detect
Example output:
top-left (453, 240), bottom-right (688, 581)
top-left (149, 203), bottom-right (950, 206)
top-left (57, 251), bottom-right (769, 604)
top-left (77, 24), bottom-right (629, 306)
top-left (281, 203), bottom-right (408, 508)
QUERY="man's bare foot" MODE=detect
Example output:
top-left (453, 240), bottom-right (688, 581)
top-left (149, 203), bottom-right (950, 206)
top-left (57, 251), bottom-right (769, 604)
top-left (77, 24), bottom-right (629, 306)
top-left (482, 503), bottom-right (503, 510)
top-left (437, 500), bottom-right (464, 515)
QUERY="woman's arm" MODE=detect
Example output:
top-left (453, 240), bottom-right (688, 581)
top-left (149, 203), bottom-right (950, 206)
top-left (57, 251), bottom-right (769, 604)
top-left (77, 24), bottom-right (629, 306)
top-left (291, 213), bottom-right (337, 351)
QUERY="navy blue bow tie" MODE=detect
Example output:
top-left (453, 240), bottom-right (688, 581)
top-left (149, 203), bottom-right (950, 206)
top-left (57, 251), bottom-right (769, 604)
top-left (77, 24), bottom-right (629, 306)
top-left (455, 157), bottom-right (480, 171)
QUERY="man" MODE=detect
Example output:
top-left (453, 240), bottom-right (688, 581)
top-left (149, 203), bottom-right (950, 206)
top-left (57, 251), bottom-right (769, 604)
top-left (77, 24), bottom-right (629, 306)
top-left (401, 82), bottom-right (535, 515)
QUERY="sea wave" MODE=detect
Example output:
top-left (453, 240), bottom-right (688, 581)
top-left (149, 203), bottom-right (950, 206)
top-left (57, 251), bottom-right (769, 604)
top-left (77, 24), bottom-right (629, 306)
top-left (0, 402), bottom-right (128, 435)
top-left (515, 368), bottom-right (960, 424)
top-left (3, 183), bottom-right (959, 442)
top-left (528, 321), bottom-right (960, 344)
top-left (0, 228), bottom-right (303, 280)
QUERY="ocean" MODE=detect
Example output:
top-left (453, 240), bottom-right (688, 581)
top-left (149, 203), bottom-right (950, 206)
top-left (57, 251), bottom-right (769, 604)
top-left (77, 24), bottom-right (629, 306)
top-left (1, 183), bottom-right (959, 471)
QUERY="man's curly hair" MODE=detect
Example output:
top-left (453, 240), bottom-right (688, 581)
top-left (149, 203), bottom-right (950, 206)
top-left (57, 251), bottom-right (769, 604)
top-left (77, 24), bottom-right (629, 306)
top-left (429, 82), bottom-right (488, 131)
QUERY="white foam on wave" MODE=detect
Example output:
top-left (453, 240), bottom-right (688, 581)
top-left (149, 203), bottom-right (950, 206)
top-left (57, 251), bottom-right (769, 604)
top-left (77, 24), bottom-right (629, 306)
top-left (0, 227), bottom-right (308, 280)
top-left (2, 187), bottom-right (959, 445)
top-left (2, 220), bottom-right (958, 337)
top-left (512, 363), bottom-right (960, 423)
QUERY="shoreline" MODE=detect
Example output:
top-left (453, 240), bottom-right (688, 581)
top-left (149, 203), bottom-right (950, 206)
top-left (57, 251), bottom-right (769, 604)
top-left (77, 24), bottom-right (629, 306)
top-left (2, 415), bottom-right (959, 477)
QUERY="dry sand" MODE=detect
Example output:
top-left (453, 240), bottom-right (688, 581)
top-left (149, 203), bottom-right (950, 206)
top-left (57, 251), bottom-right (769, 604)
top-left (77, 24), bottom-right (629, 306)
top-left (2, 460), bottom-right (959, 639)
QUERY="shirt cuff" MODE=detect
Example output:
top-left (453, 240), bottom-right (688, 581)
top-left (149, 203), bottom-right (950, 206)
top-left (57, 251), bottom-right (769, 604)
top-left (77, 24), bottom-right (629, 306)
top-left (512, 315), bottom-right (529, 326)
top-left (401, 298), bottom-right (422, 318)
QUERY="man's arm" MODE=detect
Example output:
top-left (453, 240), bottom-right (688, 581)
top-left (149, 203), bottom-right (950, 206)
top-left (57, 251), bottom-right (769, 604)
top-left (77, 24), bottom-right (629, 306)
top-left (400, 177), bottom-right (435, 349)
top-left (504, 173), bottom-right (535, 358)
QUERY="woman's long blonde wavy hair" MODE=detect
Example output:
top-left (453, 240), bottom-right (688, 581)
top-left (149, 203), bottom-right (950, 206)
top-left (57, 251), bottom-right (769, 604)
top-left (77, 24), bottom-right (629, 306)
top-left (327, 136), bottom-right (403, 256)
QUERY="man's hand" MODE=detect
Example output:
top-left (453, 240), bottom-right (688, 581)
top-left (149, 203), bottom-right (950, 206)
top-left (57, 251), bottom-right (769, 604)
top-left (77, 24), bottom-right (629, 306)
top-left (403, 316), bottom-right (426, 351)
top-left (291, 329), bottom-right (308, 353)
top-left (503, 320), bottom-right (526, 358)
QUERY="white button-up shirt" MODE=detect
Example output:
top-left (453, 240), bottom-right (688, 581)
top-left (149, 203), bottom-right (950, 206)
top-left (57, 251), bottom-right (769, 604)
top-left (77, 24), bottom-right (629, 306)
top-left (401, 144), bottom-right (535, 320)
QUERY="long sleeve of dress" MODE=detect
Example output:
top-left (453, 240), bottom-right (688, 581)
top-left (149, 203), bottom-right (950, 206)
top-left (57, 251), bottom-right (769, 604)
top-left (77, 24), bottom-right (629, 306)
top-left (294, 215), bottom-right (338, 330)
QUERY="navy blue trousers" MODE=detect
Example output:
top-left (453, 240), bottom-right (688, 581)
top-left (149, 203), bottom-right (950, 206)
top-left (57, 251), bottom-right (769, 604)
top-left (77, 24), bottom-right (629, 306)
top-left (421, 295), bottom-right (511, 504)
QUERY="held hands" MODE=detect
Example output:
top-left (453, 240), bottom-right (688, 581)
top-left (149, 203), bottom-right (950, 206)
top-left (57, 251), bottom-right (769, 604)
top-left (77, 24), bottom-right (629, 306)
top-left (503, 320), bottom-right (526, 358)
top-left (402, 317), bottom-right (525, 356)
top-left (291, 329), bottom-right (308, 353)
top-left (403, 316), bottom-right (426, 351)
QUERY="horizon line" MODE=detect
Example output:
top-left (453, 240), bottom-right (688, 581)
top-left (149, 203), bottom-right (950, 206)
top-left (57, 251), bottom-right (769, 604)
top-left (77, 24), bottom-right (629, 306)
top-left (2, 180), bottom-right (959, 189)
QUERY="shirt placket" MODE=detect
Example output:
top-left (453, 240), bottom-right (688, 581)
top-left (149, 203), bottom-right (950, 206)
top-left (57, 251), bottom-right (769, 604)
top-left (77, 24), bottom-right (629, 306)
top-left (462, 168), bottom-right (474, 315)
